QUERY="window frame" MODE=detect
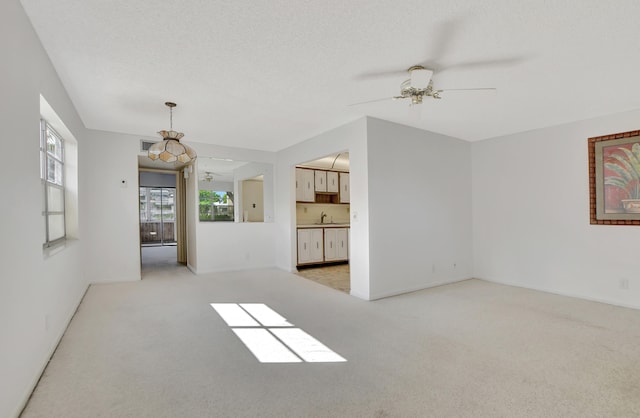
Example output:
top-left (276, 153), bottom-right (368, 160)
top-left (41, 119), bottom-right (66, 248)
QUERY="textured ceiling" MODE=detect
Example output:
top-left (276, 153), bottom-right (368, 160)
top-left (20, 0), bottom-right (640, 152)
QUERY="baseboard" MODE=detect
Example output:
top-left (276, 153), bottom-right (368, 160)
top-left (349, 289), bottom-right (370, 300)
top-left (369, 277), bottom-right (472, 301)
top-left (477, 276), bottom-right (640, 311)
top-left (13, 283), bottom-right (90, 418)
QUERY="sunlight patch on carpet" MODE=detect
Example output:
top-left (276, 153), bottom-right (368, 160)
top-left (210, 303), bottom-right (347, 363)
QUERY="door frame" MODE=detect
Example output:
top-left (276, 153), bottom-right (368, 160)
top-left (138, 168), bottom-right (187, 265)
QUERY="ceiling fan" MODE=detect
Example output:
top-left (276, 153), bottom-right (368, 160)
top-left (350, 65), bottom-right (496, 106)
top-left (350, 19), bottom-right (524, 107)
top-left (203, 171), bottom-right (215, 182)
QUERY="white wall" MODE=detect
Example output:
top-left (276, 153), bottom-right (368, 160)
top-left (472, 109), bottom-right (640, 309)
top-left (81, 130), bottom-right (142, 283)
top-left (0, 1), bottom-right (88, 417)
top-left (194, 222), bottom-right (277, 272)
top-left (366, 118), bottom-right (473, 299)
top-left (189, 143), bottom-right (278, 273)
top-left (275, 118), bottom-right (371, 299)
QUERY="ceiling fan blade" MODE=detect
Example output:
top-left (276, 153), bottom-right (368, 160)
top-left (353, 68), bottom-right (407, 81)
top-left (439, 57), bottom-right (525, 73)
top-left (347, 96), bottom-right (403, 106)
top-left (437, 88), bottom-right (496, 91)
top-left (423, 18), bottom-right (461, 69)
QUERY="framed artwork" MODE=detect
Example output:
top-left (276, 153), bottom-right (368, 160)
top-left (589, 130), bottom-right (640, 225)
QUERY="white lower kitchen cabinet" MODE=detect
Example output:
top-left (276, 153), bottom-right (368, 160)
top-left (324, 228), bottom-right (348, 262)
top-left (297, 228), bottom-right (324, 264)
top-left (336, 228), bottom-right (348, 260)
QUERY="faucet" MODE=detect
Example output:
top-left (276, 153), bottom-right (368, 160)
top-left (320, 211), bottom-right (327, 224)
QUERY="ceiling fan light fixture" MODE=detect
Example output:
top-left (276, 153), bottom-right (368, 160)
top-left (147, 102), bottom-right (197, 164)
top-left (409, 66), bottom-right (433, 89)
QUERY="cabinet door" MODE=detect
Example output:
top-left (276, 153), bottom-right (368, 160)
top-left (295, 169), bottom-right (304, 202)
top-left (327, 171), bottom-right (339, 193)
top-left (310, 228), bottom-right (324, 262)
top-left (336, 228), bottom-right (348, 260)
top-left (339, 173), bottom-right (350, 203)
top-left (324, 229), bottom-right (337, 261)
top-left (303, 169), bottom-right (315, 202)
top-left (296, 168), bottom-right (315, 202)
top-left (314, 170), bottom-right (327, 192)
top-left (297, 229), bottom-right (311, 264)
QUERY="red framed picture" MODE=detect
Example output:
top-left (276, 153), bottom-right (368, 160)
top-left (589, 130), bottom-right (640, 225)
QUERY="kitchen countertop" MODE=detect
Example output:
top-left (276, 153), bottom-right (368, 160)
top-left (297, 223), bottom-right (350, 228)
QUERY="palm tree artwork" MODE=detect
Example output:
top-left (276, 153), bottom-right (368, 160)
top-left (604, 142), bottom-right (640, 213)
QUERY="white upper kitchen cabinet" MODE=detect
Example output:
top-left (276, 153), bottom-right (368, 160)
top-left (327, 171), bottom-right (339, 193)
top-left (314, 170), bottom-right (327, 192)
top-left (296, 168), bottom-right (315, 202)
top-left (339, 172), bottom-right (350, 203)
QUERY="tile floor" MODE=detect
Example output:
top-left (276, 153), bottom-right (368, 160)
top-left (295, 263), bottom-right (350, 293)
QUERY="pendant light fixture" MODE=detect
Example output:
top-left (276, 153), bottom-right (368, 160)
top-left (148, 101), bottom-right (197, 164)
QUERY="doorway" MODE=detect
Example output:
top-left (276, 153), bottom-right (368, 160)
top-left (139, 187), bottom-right (177, 246)
top-left (137, 167), bottom-right (188, 275)
top-left (294, 152), bottom-right (351, 294)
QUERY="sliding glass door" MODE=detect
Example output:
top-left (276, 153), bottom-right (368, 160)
top-left (139, 187), bottom-right (176, 246)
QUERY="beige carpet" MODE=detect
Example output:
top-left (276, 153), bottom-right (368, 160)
top-left (141, 245), bottom-right (179, 277)
top-left (20, 269), bottom-right (640, 418)
top-left (295, 263), bottom-right (350, 293)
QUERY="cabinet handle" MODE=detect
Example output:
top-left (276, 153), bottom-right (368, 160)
top-left (304, 243), bottom-right (306, 250)
top-left (316, 242), bottom-right (319, 249)
top-left (330, 242), bottom-right (333, 248)
top-left (341, 241), bottom-right (343, 248)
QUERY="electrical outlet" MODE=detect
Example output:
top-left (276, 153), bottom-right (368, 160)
top-left (619, 278), bottom-right (629, 290)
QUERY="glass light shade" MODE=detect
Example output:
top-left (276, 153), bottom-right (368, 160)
top-left (158, 130), bottom-right (185, 140)
top-left (148, 135), bottom-right (197, 164)
top-left (410, 68), bottom-right (433, 89)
